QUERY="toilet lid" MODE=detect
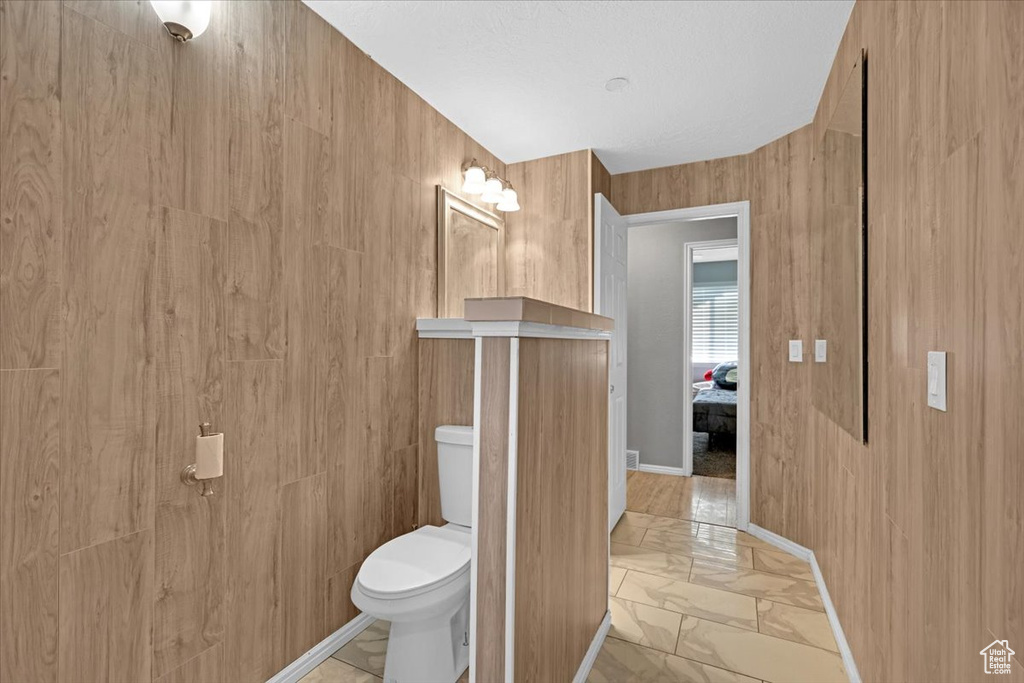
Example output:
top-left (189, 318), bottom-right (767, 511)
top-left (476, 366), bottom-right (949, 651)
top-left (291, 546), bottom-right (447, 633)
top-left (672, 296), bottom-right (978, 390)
top-left (357, 526), bottom-right (471, 600)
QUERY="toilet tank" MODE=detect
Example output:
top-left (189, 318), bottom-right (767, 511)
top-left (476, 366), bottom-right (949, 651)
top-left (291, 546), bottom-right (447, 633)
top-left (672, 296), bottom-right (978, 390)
top-left (435, 425), bottom-right (474, 527)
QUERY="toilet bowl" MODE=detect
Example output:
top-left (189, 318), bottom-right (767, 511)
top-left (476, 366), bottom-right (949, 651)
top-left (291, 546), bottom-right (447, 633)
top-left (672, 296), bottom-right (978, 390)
top-left (351, 425), bottom-right (474, 683)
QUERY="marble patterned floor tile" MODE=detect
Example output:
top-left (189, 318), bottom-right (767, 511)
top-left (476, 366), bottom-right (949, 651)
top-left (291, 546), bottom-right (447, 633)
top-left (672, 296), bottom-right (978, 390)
top-left (756, 599), bottom-right (839, 652)
top-left (752, 547), bottom-right (814, 580)
top-left (689, 561), bottom-right (824, 610)
top-left (616, 570), bottom-right (758, 631)
top-left (610, 566), bottom-right (627, 595)
top-left (693, 496), bottom-right (736, 528)
top-left (611, 521), bottom-right (647, 546)
top-left (610, 542), bottom-right (693, 582)
top-left (696, 524), bottom-right (775, 551)
top-left (609, 596), bottom-right (684, 653)
top-left (332, 620), bottom-right (389, 676)
top-left (588, 636), bottom-right (760, 683)
top-left (621, 511), bottom-right (699, 536)
top-left (675, 615), bottom-right (847, 683)
top-left (640, 528), bottom-right (755, 568)
top-left (300, 657), bottom-right (382, 683)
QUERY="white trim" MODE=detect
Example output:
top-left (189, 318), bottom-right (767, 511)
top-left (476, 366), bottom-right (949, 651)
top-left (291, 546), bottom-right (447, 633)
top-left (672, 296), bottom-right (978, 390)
top-left (745, 523), bottom-right (813, 562)
top-left (471, 321), bottom-right (612, 340)
top-left (417, 318), bottom-right (612, 341)
top-left (637, 463), bottom-right (687, 477)
top-left (266, 613), bottom-right (375, 683)
top-left (416, 317), bottom-right (474, 338)
top-left (619, 200), bottom-right (751, 531)
top-left (622, 201), bottom-right (747, 226)
top-left (682, 237), bottom-right (738, 478)
top-left (504, 339), bottom-right (520, 683)
top-left (746, 524), bottom-right (861, 683)
top-left (736, 201), bottom-right (751, 532)
top-left (572, 611), bottom-right (611, 683)
top-left (468, 338), bottom-right (483, 683)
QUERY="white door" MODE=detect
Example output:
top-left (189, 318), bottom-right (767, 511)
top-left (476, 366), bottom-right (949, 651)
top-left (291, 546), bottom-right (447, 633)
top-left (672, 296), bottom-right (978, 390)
top-left (594, 194), bottom-right (628, 531)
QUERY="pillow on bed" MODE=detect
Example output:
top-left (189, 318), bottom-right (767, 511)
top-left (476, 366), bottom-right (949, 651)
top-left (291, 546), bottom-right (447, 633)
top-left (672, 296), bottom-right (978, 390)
top-left (711, 361), bottom-right (738, 390)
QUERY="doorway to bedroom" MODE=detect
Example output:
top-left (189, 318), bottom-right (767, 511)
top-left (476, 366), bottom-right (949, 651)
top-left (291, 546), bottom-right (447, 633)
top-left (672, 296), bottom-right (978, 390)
top-left (596, 195), bottom-right (751, 531)
top-left (687, 242), bottom-right (739, 479)
top-left (625, 214), bottom-right (738, 481)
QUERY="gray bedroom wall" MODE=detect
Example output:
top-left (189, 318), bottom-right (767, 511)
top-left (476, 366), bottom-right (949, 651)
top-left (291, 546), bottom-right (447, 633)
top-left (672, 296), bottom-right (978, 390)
top-left (627, 217), bottom-right (737, 469)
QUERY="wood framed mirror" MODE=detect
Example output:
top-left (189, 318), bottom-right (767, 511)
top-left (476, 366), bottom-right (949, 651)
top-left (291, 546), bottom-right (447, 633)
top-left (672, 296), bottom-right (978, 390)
top-left (437, 186), bottom-right (506, 318)
top-left (812, 51), bottom-right (868, 442)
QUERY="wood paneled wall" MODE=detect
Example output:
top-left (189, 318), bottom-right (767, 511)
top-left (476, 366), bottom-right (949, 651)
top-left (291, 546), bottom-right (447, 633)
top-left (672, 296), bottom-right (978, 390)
top-left (0, 1), bottom-right (504, 681)
top-left (417, 338), bottom-right (475, 528)
top-left (514, 337), bottom-right (608, 681)
top-left (505, 150), bottom-right (592, 312)
top-left (611, 2), bottom-right (1024, 681)
top-left (474, 337), bottom-right (512, 683)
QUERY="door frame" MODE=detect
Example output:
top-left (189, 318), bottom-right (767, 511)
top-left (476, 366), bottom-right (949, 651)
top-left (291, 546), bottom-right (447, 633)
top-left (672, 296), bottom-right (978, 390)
top-left (621, 201), bottom-right (751, 531)
top-left (683, 238), bottom-right (740, 478)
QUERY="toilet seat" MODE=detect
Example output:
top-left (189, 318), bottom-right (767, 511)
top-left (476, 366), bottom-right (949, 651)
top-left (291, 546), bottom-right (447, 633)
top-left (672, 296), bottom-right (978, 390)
top-left (356, 525), bottom-right (470, 601)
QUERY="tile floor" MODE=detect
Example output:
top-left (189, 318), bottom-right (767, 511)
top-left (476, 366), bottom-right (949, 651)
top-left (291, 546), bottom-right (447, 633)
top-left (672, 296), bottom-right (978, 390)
top-left (301, 472), bottom-right (847, 683)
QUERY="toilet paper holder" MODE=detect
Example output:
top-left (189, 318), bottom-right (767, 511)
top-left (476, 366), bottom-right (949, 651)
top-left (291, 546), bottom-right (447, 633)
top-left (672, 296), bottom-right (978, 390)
top-left (181, 422), bottom-right (223, 497)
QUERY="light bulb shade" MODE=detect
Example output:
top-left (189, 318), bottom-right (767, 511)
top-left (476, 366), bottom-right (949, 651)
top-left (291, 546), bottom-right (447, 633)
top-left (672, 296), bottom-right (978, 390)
top-left (496, 187), bottom-right (520, 212)
top-left (481, 176), bottom-right (505, 203)
top-left (150, 0), bottom-right (212, 41)
top-left (462, 165), bottom-right (486, 194)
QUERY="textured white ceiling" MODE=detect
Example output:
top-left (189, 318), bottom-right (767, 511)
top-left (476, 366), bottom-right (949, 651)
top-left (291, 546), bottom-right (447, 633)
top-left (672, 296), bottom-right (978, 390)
top-left (303, 0), bottom-right (853, 174)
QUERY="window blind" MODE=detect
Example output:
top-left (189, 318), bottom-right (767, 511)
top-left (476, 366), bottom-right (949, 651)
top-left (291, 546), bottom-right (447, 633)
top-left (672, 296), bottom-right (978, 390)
top-left (692, 282), bottom-right (738, 363)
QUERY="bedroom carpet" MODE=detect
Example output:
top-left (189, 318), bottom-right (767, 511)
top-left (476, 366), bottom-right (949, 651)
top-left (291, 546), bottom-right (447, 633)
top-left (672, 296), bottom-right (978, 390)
top-left (692, 432), bottom-right (736, 479)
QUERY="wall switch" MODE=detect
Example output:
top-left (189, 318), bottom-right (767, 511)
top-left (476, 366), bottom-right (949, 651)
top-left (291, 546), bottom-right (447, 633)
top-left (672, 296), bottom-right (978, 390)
top-left (814, 339), bottom-right (827, 363)
top-left (788, 340), bottom-right (803, 362)
top-left (927, 351), bottom-right (947, 412)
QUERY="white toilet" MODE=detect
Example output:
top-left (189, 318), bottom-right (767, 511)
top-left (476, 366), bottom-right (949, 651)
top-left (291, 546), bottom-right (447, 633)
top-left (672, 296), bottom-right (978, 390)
top-left (351, 425), bottom-right (474, 683)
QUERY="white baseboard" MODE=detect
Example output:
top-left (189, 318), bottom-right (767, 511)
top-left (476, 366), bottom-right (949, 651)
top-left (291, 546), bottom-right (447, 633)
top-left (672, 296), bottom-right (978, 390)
top-left (746, 523), bottom-right (813, 562)
top-left (573, 610), bottom-right (611, 683)
top-left (637, 463), bottom-right (686, 477)
top-left (747, 524), bottom-right (861, 683)
top-left (267, 612), bottom-right (375, 683)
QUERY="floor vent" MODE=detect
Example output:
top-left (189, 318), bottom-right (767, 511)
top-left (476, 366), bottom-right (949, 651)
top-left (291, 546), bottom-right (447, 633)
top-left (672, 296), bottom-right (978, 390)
top-left (626, 450), bottom-right (640, 471)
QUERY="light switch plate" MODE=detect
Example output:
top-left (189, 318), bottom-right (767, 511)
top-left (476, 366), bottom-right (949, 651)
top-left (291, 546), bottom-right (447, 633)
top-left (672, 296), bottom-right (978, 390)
top-left (927, 351), bottom-right (947, 412)
top-left (789, 340), bottom-right (803, 362)
top-left (814, 339), bottom-right (827, 363)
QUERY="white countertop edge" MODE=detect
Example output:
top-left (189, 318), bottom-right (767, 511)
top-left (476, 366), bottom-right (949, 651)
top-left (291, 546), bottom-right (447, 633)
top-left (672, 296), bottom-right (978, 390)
top-left (416, 318), bottom-right (612, 341)
top-left (416, 318), bottom-right (475, 338)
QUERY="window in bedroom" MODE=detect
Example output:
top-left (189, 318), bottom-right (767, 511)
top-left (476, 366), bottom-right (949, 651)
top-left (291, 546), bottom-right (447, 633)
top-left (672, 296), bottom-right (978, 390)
top-left (692, 281), bottom-right (738, 363)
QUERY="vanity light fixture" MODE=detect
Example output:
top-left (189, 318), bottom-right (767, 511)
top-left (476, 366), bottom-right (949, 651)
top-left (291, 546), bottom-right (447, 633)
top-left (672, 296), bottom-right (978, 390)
top-left (460, 160), bottom-right (519, 211)
top-left (481, 172), bottom-right (506, 204)
top-left (496, 183), bottom-right (520, 212)
top-left (462, 161), bottom-right (487, 195)
top-left (150, 0), bottom-right (212, 42)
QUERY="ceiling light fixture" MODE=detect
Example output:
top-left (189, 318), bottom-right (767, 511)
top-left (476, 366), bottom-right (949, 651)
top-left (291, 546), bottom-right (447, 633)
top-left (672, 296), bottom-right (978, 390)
top-left (605, 77), bottom-right (630, 92)
top-left (150, 0), bottom-right (212, 42)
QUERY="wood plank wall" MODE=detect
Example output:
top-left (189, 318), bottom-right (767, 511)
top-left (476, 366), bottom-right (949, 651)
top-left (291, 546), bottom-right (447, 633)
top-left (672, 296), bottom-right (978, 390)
top-left (505, 151), bottom-right (592, 312)
top-left (474, 338), bottom-right (512, 683)
top-left (0, 1), bottom-right (505, 681)
top-left (514, 338), bottom-right (608, 681)
top-left (417, 338), bottom-right (475, 527)
top-left (611, 2), bottom-right (1024, 681)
